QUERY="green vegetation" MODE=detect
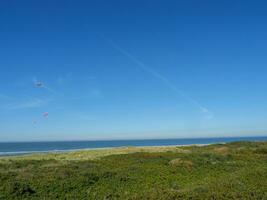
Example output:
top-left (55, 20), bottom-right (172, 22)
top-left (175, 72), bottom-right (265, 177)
top-left (0, 141), bottom-right (266, 199)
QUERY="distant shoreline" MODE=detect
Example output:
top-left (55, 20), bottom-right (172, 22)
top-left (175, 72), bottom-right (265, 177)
top-left (0, 136), bottom-right (266, 157)
top-left (0, 143), bottom-right (210, 157)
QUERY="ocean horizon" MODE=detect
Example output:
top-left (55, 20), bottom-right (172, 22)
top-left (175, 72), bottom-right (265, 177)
top-left (0, 136), bottom-right (266, 156)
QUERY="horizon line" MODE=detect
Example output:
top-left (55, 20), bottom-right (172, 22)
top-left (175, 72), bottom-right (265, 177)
top-left (1, 135), bottom-right (266, 143)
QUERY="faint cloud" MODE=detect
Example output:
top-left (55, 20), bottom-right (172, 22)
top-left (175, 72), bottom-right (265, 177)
top-left (68, 88), bottom-right (103, 101)
top-left (57, 72), bottom-right (73, 85)
top-left (57, 77), bottom-right (64, 85)
top-left (2, 97), bottom-right (50, 110)
top-left (90, 89), bottom-right (102, 97)
top-left (0, 94), bottom-right (11, 100)
top-left (75, 112), bottom-right (95, 121)
top-left (200, 106), bottom-right (214, 120)
top-left (204, 111), bottom-right (214, 120)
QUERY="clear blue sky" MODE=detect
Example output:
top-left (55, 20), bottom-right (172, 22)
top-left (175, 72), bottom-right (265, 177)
top-left (0, 0), bottom-right (267, 141)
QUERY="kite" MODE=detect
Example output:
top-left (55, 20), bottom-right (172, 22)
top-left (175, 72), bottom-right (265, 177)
top-left (33, 77), bottom-right (44, 87)
top-left (43, 112), bottom-right (49, 117)
top-left (35, 81), bottom-right (43, 87)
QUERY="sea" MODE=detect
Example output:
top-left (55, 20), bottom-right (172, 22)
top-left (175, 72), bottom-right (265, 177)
top-left (0, 136), bottom-right (266, 156)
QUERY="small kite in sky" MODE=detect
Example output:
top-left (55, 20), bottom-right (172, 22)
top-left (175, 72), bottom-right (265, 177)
top-left (35, 81), bottom-right (43, 87)
top-left (33, 77), bottom-right (44, 87)
top-left (43, 112), bottom-right (49, 117)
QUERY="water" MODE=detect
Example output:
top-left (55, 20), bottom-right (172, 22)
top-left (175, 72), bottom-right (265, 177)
top-left (0, 136), bottom-right (266, 156)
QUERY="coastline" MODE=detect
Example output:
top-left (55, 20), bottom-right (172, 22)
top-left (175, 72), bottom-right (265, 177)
top-left (1, 136), bottom-right (267, 157)
top-left (0, 143), bottom-right (209, 160)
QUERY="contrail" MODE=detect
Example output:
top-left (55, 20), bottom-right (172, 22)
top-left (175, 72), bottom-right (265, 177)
top-left (106, 39), bottom-right (213, 117)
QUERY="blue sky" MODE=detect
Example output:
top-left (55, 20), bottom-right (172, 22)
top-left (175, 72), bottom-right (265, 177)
top-left (0, 0), bottom-right (267, 141)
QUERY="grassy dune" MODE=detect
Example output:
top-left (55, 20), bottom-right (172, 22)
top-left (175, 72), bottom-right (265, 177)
top-left (0, 141), bottom-right (266, 199)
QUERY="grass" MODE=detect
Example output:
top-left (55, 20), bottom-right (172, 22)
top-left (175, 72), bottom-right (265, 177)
top-left (0, 141), bottom-right (266, 199)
